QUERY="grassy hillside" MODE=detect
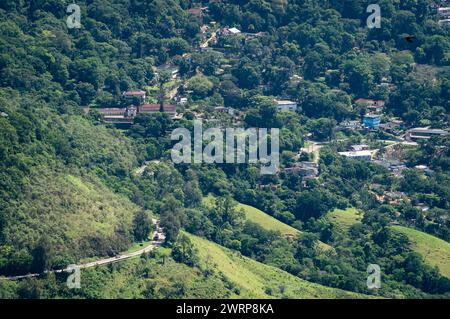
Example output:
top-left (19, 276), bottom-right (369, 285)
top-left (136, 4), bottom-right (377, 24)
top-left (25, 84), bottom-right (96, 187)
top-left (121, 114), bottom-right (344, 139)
top-left (392, 226), bottom-right (450, 279)
top-left (327, 208), bottom-right (363, 232)
top-left (235, 203), bottom-right (301, 237)
top-left (327, 208), bottom-right (450, 279)
top-left (0, 98), bottom-right (142, 275)
top-left (4, 171), bottom-right (139, 263)
top-left (0, 246), bottom-right (240, 299)
top-left (204, 194), bottom-right (300, 237)
top-left (188, 233), bottom-right (366, 299)
top-left (204, 195), bottom-right (331, 250)
top-left (1, 234), bottom-right (368, 299)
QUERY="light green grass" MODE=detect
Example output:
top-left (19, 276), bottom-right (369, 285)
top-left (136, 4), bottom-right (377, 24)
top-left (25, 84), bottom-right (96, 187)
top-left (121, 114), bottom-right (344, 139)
top-left (7, 171), bottom-right (139, 261)
top-left (392, 226), bottom-right (450, 279)
top-left (125, 239), bottom-right (153, 253)
top-left (204, 194), bottom-right (299, 236)
top-left (204, 195), bottom-right (331, 250)
top-left (71, 247), bottom-right (237, 299)
top-left (236, 203), bottom-right (301, 237)
top-left (327, 208), bottom-right (363, 232)
top-left (327, 208), bottom-right (450, 279)
top-left (188, 233), bottom-right (367, 299)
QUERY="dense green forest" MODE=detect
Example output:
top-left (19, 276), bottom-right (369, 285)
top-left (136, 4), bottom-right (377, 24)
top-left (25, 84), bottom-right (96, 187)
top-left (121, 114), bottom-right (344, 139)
top-left (0, 0), bottom-right (449, 299)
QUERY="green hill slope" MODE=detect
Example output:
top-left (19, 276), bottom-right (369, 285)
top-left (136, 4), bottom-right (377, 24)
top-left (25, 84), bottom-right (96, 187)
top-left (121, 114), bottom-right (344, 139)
top-left (188, 233), bottom-right (366, 299)
top-left (327, 208), bottom-right (363, 232)
top-left (0, 234), bottom-right (369, 299)
top-left (204, 194), bottom-right (300, 236)
top-left (392, 226), bottom-right (450, 279)
top-left (204, 195), bottom-right (331, 250)
top-left (326, 208), bottom-right (450, 279)
top-left (4, 171), bottom-right (139, 264)
top-left (235, 202), bottom-right (300, 237)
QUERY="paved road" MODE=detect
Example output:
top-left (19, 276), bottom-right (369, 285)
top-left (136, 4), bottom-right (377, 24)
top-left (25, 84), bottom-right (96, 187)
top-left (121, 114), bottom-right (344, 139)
top-left (1, 219), bottom-right (164, 280)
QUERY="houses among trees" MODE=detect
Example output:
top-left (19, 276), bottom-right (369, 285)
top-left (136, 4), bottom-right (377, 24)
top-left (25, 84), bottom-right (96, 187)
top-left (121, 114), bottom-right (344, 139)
top-left (83, 90), bottom-right (177, 126)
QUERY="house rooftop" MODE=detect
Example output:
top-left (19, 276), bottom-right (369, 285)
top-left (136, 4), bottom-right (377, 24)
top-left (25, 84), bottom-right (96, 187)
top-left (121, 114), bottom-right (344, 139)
top-left (275, 100), bottom-right (296, 104)
top-left (364, 114), bottom-right (381, 118)
top-left (409, 127), bottom-right (447, 134)
top-left (96, 108), bottom-right (127, 115)
top-left (140, 104), bottom-right (176, 113)
top-left (338, 150), bottom-right (375, 157)
top-left (123, 90), bottom-right (146, 96)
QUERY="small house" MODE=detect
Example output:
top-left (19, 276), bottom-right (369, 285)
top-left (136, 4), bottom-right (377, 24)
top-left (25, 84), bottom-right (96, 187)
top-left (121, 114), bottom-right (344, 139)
top-left (338, 150), bottom-right (375, 161)
top-left (406, 127), bottom-right (448, 141)
top-left (275, 100), bottom-right (298, 112)
top-left (139, 104), bottom-right (177, 118)
top-left (363, 114), bottom-right (381, 128)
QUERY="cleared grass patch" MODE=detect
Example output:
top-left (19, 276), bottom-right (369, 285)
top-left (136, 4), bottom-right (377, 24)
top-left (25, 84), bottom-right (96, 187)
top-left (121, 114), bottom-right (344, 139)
top-left (327, 208), bottom-right (363, 232)
top-left (392, 226), bottom-right (450, 279)
top-left (236, 203), bottom-right (300, 237)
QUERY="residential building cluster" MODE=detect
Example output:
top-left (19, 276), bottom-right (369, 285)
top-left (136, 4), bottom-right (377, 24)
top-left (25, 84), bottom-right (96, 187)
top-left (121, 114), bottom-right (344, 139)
top-left (83, 90), bottom-right (177, 126)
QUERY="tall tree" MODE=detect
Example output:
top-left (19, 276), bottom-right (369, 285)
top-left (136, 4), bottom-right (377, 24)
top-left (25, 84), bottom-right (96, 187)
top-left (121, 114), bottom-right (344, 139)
top-left (133, 210), bottom-right (152, 242)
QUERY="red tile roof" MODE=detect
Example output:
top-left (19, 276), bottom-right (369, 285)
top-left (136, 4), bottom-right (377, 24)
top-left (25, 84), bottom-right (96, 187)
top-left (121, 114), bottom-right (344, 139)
top-left (139, 104), bottom-right (176, 113)
top-left (96, 108), bottom-right (127, 115)
top-left (188, 8), bottom-right (204, 15)
top-left (355, 98), bottom-right (373, 104)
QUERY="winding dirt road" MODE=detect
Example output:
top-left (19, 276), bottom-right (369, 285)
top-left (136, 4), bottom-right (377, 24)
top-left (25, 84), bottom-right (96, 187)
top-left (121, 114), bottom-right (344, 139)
top-left (1, 219), bottom-right (165, 280)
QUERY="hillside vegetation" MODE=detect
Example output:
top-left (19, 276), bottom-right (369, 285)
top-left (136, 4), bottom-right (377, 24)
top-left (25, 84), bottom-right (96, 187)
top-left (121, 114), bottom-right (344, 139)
top-left (0, 99), bottom-right (142, 275)
top-left (204, 195), bottom-right (331, 250)
top-left (6, 172), bottom-right (138, 260)
top-left (327, 208), bottom-right (450, 279)
top-left (327, 208), bottom-right (363, 232)
top-left (188, 233), bottom-right (365, 299)
top-left (236, 202), bottom-right (301, 237)
top-left (0, 0), bottom-right (449, 299)
top-left (204, 194), bottom-right (300, 237)
top-left (0, 234), bottom-right (368, 299)
top-left (0, 247), bottom-right (240, 299)
top-left (392, 226), bottom-right (450, 279)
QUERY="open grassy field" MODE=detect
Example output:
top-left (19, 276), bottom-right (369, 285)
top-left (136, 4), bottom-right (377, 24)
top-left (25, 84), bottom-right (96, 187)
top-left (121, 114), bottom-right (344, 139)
top-left (236, 203), bottom-right (301, 237)
top-left (188, 233), bottom-right (367, 299)
top-left (392, 226), bottom-right (450, 279)
top-left (327, 208), bottom-right (363, 232)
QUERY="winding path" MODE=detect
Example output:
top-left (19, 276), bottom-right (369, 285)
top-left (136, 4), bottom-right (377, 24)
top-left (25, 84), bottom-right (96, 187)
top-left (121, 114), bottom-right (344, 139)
top-left (1, 219), bottom-right (165, 280)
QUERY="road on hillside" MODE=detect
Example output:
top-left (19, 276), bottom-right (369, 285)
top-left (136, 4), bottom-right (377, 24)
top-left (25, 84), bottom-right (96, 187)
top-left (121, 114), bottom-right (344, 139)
top-left (200, 28), bottom-right (219, 49)
top-left (1, 219), bottom-right (165, 280)
top-left (300, 140), bottom-right (327, 163)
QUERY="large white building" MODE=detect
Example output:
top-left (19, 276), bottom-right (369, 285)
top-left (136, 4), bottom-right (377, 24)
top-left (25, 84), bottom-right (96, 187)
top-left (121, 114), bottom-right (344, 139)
top-left (275, 100), bottom-right (298, 112)
top-left (439, 18), bottom-right (450, 26)
top-left (438, 7), bottom-right (450, 18)
top-left (406, 127), bottom-right (448, 141)
top-left (338, 150), bottom-right (375, 161)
